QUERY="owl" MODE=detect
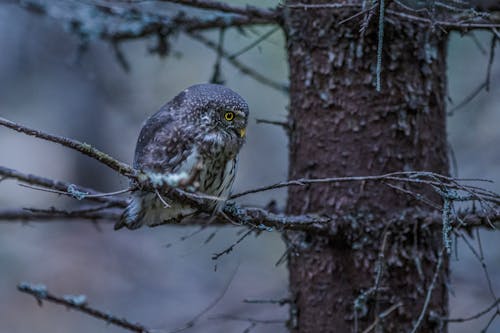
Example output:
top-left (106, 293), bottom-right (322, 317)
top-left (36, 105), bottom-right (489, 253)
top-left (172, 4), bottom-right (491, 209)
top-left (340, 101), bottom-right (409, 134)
top-left (114, 84), bottom-right (249, 230)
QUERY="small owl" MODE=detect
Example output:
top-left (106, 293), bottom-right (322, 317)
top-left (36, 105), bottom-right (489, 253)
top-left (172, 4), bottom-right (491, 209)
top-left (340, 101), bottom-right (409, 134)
top-left (115, 84), bottom-right (249, 230)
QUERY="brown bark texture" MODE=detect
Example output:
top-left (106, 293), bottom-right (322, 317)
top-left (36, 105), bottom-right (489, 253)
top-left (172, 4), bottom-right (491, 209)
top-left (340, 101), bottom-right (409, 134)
top-left (283, 1), bottom-right (450, 332)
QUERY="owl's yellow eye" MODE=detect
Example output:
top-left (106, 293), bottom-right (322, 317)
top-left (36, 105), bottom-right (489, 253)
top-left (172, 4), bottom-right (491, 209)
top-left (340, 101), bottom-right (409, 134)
top-left (224, 111), bottom-right (235, 121)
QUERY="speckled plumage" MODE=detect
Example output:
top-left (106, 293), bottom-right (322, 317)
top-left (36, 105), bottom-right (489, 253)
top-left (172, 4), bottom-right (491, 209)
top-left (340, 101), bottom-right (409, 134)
top-left (115, 84), bottom-right (249, 230)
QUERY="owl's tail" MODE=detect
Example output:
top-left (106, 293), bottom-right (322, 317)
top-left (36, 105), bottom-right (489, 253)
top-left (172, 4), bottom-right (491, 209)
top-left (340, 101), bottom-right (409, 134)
top-left (115, 192), bottom-right (192, 230)
top-left (114, 193), bottom-right (146, 230)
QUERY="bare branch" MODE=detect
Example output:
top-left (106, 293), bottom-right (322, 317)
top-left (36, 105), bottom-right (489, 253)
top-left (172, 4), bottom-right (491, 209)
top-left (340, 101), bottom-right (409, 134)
top-left (361, 302), bottom-right (403, 333)
top-left (1, 118), bottom-right (497, 236)
top-left (0, 117), bottom-right (135, 177)
top-left (386, 8), bottom-right (500, 29)
top-left (212, 227), bottom-right (255, 260)
top-left (166, 265), bottom-right (238, 332)
top-left (188, 32), bottom-right (289, 94)
top-left (448, 81), bottom-right (487, 114)
top-left (286, 2), bottom-right (500, 29)
top-left (409, 250), bottom-right (444, 333)
top-left (486, 32), bottom-right (498, 91)
top-left (18, 183), bottom-right (131, 200)
top-left (243, 298), bottom-right (291, 306)
top-left (0, 165), bottom-right (127, 206)
top-left (228, 26), bottom-right (280, 59)
top-left (154, 0), bottom-right (279, 21)
top-left (230, 171), bottom-right (500, 206)
top-left (455, 211), bottom-right (500, 229)
top-left (208, 314), bottom-right (284, 325)
top-left (481, 311), bottom-right (499, 332)
top-left (17, 282), bottom-right (151, 333)
top-left (286, 3), bottom-right (361, 9)
top-left (12, 2), bottom-right (286, 90)
top-left (0, 208), bottom-right (121, 222)
top-left (442, 298), bottom-right (500, 323)
top-left (16, 0), bottom-right (277, 36)
top-left (354, 228), bottom-right (392, 333)
top-left (255, 118), bottom-right (290, 131)
top-left (0, 202), bottom-right (333, 230)
top-left (220, 204), bottom-right (331, 232)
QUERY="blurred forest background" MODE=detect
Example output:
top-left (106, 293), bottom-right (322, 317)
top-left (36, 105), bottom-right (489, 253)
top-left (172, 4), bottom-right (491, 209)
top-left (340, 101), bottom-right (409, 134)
top-left (0, 1), bottom-right (499, 332)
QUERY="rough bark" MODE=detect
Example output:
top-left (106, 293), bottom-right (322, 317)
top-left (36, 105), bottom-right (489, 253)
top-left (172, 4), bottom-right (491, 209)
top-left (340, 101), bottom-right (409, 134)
top-left (283, 1), bottom-right (450, 332)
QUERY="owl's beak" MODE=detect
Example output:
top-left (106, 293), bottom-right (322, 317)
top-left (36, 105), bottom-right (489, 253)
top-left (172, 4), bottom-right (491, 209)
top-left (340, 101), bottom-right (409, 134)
top-left (239, 128), bottom-right (246, 138)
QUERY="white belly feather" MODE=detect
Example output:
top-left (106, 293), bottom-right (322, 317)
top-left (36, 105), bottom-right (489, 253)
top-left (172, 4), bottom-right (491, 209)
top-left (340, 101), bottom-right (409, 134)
top-left (123, 147), bottom-right (237, 228)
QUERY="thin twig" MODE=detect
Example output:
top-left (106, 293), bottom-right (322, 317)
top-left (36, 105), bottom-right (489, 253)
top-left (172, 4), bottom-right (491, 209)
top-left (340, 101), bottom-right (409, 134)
top-left (209, 28), bottom-right (226, 84)
top-left (372, 229), bottom-right (391, 329)
top-left (255, 118), bottom-right (289, 131)
top-left (18, 183), bottom-right (131, 199)
top-left (455, 228), bottom-right (500, 313)
top-left (354, 227), bottom-right (391, 333)
top-left (17, 282), bottom-right (151, 333)
top-left (212, 227), bottom-right (255, 260)
top-left (25, 203), bottom-right (115, 215)
top-left (384, 182), bottom-right (441, 209)
top-left (0, 165), bottom-right (127, 206)
top-left (443, 298), bottom-right (500, 322)
top-left (337, 4), bottom-right (377, 26)
top-left (469, 32), bottom-right (488, 55)
top-left (188, 32), bottom-right (289, 93)
top-left (155, 0), bottom-right (279, 20)
top-left (475, 228), bottom-right (500, 310)
top-left (18, 0), bottom-right (276, 35)
top-left (361, 302), bottom-right (403, 333)
top-left (243, 298), bottom-right (291, 306)
top-left (448, 81), bottom-right (487, 114)
top-left (0, 117), bottom-right (135, 177)
top-left (485, 33), bottom-right (497, 91)
top-left (229, 26), bottom-right (280, 59)
top-left (480, 310), bottom-right (499, 332)
top-left (287, 2), bottom-right (500, 28)
top-left (385, 9), bottom-right (500, 29)
top-left (0, 208), bottom-right (120, 222)
top-left (286, 3), bottom-right (362, 9)
top-left (409, 250), bottom-right (444, 333)
top-left (208, 314), bottom-right (284, 325)
top-left (166, 263), bottom-right (239, 333)
top-left (230, 171), bottom-right (499, 206)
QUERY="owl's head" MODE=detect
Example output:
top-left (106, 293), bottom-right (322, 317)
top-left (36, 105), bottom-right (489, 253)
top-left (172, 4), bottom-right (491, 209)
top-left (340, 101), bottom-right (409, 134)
top-left (173, 84), bottom-right (249, 141)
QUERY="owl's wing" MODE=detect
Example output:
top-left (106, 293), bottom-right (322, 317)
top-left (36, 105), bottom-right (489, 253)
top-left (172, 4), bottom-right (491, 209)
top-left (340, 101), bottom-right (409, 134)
top-left (115, 107), bottom-right (199, 230)
top-left (133, 106), bottom-right (197, 174)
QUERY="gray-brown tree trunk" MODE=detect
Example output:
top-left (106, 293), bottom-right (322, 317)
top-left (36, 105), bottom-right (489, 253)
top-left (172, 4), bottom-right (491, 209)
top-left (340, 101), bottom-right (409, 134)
top-left (284, 1), bottom-right (450, 332)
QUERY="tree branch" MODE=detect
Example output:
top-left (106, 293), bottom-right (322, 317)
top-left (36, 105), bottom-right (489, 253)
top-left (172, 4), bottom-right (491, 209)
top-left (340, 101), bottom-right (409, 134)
top-left (155, 0), bottom-right (280, 21)
top-left (15, 0), bottom-right (277, 38)
top-left (0, 206), bottom-right (331, 232)
top-left (17, 282), bottom-right (151, 333)
top-left (0, 117), bottom-right (135, 177)
top-left (188, 32), bottom-right (289, 93)
top-left (409, 250), bottom-right (444, 333)
top-left (441, 298), bottom-right (500, 323)
top-left (13, 1), bottom-right (285, 90)
top-left (286, 2), bottom-right (500, 29)
top-left (0, 208), bottom-right (121, 222)
top-left (0, 165), bottom-right (127, 206)
top-left (1, 117), bottom-right (498, 235)
top-left (230, 171), bottom-right (500, 206)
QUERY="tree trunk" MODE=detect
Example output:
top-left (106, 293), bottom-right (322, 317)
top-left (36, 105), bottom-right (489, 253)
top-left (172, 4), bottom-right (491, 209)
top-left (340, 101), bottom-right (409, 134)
top-left (284, 1), bottom-right (449, 332)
